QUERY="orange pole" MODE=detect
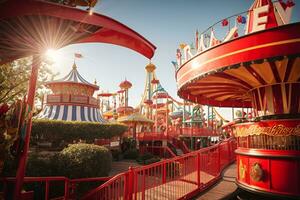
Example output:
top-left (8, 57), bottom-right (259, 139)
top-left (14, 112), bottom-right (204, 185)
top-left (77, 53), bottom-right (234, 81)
top-left (14, 55), bottom-right (40, 199)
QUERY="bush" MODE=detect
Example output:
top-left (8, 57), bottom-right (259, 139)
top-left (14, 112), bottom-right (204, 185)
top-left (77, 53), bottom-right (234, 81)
top-left (111, 149), bottom-right (122, 161)
top-left (57, 143), bottom-right (112, 178)
top-left (136, 152), bottom-right (154, 162)
top-left (1, 144), bottom-right (112, 199)
top-left (144, 157), bottom-right (160, 165)
top-left (123, 149), bottom-right (139, 160)
top-left (136, 153), bottom-right (160, 165)
top-left (31, 119), bottom-right (127, 146)
top-left (121, 138), bottom-right (136, 152)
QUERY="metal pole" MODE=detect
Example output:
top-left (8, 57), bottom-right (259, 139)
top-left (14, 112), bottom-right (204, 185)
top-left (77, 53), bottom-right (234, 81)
top-left (165, 97), bottom-right (169, 139)
top-left (14, 55), bottom-right (40, 199)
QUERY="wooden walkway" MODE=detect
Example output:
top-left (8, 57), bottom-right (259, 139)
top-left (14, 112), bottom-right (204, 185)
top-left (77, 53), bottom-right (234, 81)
top-left (196, 163), bottom-right (237, 200)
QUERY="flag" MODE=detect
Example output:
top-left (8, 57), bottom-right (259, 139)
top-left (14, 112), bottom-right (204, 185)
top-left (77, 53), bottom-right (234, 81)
top-left (171, 61), bottom-right (178, 70)
top-left (75, 53), bottom-right (83, 58)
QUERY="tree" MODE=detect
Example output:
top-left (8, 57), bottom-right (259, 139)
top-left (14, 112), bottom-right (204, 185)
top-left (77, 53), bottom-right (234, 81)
top-left (0, 57), bottom-right (56, 105)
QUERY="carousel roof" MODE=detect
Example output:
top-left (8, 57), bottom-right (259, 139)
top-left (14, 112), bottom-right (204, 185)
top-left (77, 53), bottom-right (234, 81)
top-left (46, 63), bottom-right (99, 89)
top-left (117, 113), bottom-right (154, 124)
top-left (0, 0), bottom-right (156, 64)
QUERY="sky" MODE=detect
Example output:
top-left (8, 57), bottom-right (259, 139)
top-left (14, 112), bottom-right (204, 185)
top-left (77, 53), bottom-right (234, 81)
top-left (49, 0), bottom-right (300, 120)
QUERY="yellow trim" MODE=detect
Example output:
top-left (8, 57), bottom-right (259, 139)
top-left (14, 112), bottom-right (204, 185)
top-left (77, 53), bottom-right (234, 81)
top-left (178, 38), bottom-right (300, 87)
top-left (288, 83), bottom-right (292, 113)
top-left (281, 83), bottom-right (288, 114)
top-left (266, 86), bottom-right (274, 114)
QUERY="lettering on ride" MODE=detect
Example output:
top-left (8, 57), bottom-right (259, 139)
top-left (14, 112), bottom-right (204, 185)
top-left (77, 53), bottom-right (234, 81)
top-left (234, 124), bottom-right (300, 137)
top-left (177, 1), bottom-right (295, 65)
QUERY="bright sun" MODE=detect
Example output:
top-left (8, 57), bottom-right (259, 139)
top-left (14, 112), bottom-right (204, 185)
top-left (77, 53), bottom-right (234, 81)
top-left (45, 48), bottom-right (59, 61)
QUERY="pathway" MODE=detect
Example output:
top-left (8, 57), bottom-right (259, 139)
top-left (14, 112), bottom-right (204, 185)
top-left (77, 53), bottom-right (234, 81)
top-left (109, 160), bottom-right (141, 176)
top-left (195, 163), bottom-right (237, 200)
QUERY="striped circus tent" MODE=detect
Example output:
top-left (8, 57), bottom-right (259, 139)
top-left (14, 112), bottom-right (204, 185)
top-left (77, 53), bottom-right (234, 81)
top-left (37, 105), bottom-right (105, 123)
top-left (36, 62), bottom-right (105, 123)
top-left (46, 63), bottom-right (99, 89)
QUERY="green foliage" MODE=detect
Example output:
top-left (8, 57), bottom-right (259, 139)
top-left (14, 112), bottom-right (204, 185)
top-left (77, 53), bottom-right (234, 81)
top-left (121, 137), bottom-right (137, 152)
top-left (137, 152), bottom-right (154, 161)
top-left (2, 144), bottom-right (112, 198)
top-left (136, 152), bottom-right (161, 165)
top-left (0, 58), bottom-right (55, 104)
top-left (123, 149), bottom-right (139, 160)
top-left (57, 143), bottom-right (112, 178)
top-left (31, 119), bottom-right (127, 145)
top-left (111, 149), bottom-right (122, 161)
top-left (144, 157), bottom-right (160, 165)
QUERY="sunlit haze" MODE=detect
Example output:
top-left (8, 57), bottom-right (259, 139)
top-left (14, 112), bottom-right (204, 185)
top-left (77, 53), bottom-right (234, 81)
top-left (47, 0), bottom-right (300, 121)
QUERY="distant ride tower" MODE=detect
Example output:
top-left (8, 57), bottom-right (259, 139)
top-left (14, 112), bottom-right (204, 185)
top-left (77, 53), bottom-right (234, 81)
top-left (117, 79), bottom-right (134, 116)
top-left (140, 63), bottom-right (159, 119)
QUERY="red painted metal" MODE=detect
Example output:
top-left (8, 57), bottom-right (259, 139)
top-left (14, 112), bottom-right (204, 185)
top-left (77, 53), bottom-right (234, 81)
top-left (82, 138), bottom-right (236, 199)
top-left (181, 127), bottom-right (218, 137)
top-left (1, 176), bottom-right (111, 199)
top-left (139, 146), bottom-right (177, 158)
top-left (136, 127), bottom-right (218, 142)
top-left (14, 55), bottom-right (40, 199)
top-left (46, 94), bottom-right (99, 107)
top-left (177, 23), bottom-right (300, 107)
top-left (0, 0), bottom-right (156, 64)
top-left (236, 148), bottom-right (300, 198)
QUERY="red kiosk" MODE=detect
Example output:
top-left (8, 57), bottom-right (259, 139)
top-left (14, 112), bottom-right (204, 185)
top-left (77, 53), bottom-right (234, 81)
top-left (0, 0), bottom-right (155, 198)
top-left (176, 0), bottom-right (299, 198)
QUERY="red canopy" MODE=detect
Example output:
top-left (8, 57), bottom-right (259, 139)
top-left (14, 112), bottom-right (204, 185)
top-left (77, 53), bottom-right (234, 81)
top-left (0, 0), bottom-right (156, 64)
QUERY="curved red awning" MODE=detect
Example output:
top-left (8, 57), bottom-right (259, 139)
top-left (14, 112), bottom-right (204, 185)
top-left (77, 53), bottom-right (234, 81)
top-left (0, 0), bottom-right (156, 64)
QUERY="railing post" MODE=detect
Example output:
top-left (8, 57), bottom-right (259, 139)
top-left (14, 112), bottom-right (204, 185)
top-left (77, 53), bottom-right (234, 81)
top-left (126, 167), bottom-right (134, 200)
top-left (218, 144), bottom-right (221, 173)
top-left (45, 180), bottom-right (49, 200)
top-left (64, 178), bottom-right (69, 200)
top-left (227, 140), bottom-right (231, 163)
top-left (162, 162), bottom-right (167, 184)
top-left (197, 152), bottom-right (201, 187)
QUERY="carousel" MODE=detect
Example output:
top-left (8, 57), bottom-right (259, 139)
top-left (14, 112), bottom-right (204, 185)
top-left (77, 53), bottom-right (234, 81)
top-left (176, 0), bottom-right (299, 198)
top-left (37, 62), bottom-right (105, 122)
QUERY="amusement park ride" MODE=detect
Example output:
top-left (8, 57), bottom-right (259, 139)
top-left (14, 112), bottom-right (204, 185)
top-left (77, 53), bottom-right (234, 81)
top-left (0, 0), bottom-right (299, 199)
top-left (176, 0), bottom-right (300, 198)
top-left (96, 61), bottom-right (225, 153)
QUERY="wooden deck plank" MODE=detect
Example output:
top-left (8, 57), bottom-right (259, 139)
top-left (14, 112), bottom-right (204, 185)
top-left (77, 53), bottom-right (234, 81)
top-left (196, 163), bottom-right (237, 200)
top-left (136, 170), bottom-right (216, 199)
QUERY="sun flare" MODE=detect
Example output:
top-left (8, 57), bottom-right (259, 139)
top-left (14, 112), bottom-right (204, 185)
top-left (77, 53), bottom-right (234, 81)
top-left (45, 48), bottom-right (59, 61)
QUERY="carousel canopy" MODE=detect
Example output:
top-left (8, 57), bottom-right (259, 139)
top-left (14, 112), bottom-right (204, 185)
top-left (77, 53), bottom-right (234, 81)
top-left (36, 104), bottom-right (105, 123)
top-left (117, 113), bottom-right (154, 124)
top-left (0, 0), bottom-right (156, 64)
top-left (46, 63), bottom-right (99, 89)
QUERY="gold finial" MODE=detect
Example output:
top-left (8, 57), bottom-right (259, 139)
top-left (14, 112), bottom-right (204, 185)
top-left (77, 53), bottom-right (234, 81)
top-left (94, 79), bottom-right (97, 85)
top-left (72, 62), bottom-right (77, 69)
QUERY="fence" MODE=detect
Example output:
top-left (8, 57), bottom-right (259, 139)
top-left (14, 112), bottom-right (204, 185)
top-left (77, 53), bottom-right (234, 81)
top-left (139, 146), bottom-right (177, 158)
top-left (0, 176), bottom-right (111, 200)
top-left (83, 138), bottom-right (236, 200)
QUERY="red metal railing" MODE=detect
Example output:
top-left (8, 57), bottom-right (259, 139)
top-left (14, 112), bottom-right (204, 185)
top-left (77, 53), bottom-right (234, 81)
top-left (181, 127), bottom-right (218, 137)
top-left (0, 176), bottom-right (111, 199)
top-left (83, 138), bottom-right (236, 200)
top-left (139, 146), bottom-right (177, 158)
top-left (137, 132), bottom-right (177, 141)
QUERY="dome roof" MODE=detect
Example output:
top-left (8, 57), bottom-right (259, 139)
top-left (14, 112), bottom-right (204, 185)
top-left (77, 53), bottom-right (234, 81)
top-left (145, 63), bottom-right (156, 72)
top-left (46, 63), bottom-right (99, 90)
top-left (119, 79), bottom-right (132, 89)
